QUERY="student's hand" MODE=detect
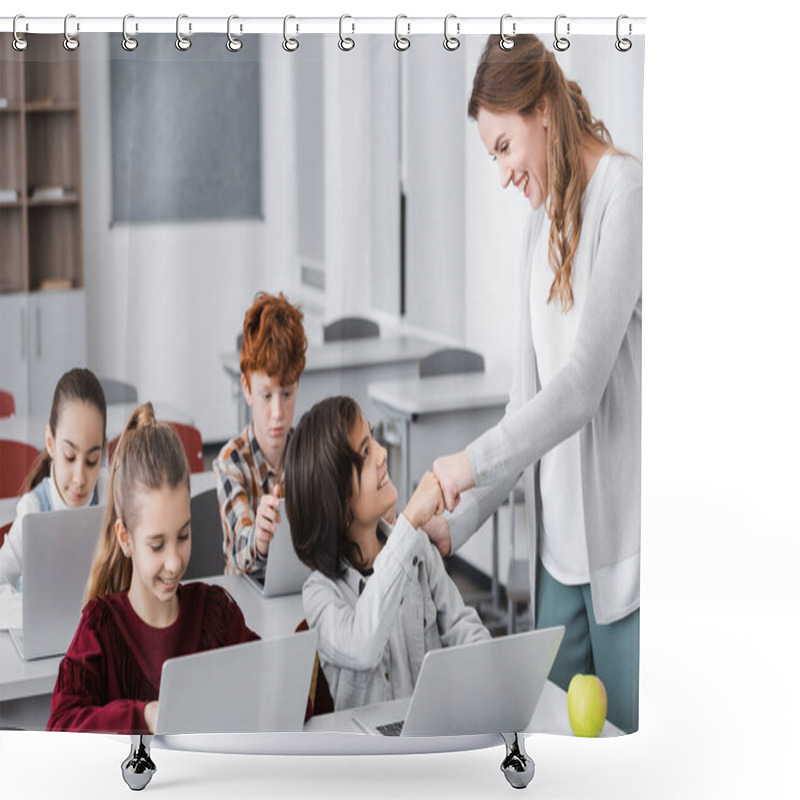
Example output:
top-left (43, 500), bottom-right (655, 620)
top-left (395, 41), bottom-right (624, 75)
top-left (433, 451), bottom-right (475, 512)
top-left (255, 493), bottom-right (281, 557)
top-left (144, 701), bottom-right (158, 734)
top-left (422, 515), bottom-right (452, 559)
top-left (403, 472), bottom-right (445, 531)
top-left (382, 506), bottom-right (398, 526)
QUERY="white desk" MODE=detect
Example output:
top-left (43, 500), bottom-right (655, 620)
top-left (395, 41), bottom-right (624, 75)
top-left (368, 371), bottom-right (509, 506)
top-left (221, 333), bottom-right (443, 436)
top-left (0, 401), bottom-right (194, 450)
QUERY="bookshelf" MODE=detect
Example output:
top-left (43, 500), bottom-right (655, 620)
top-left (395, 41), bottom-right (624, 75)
top-left (0, 33), bottom-right (84, 294)
top-left (0, 34), bottom-right (87, 416)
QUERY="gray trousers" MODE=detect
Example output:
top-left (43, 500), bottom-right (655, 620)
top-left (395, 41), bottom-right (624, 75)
top-left (535, 559), bottom-right (639, 734)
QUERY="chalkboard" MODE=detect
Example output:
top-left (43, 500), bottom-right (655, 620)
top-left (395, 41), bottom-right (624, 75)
top-left (110, 34), bottom-right (262, 224)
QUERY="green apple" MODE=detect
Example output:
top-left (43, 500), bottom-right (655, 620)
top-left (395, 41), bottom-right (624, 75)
top-left (567, 673), bottom-right (607, 737)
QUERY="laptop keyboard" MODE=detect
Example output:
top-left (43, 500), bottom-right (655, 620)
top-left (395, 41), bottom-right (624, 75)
top-left (376, 720), bottom-right (404, 736)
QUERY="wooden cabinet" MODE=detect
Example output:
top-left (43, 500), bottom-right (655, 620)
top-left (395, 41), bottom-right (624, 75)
top-left (0, 33), bottom-right (84, 294)
top-left (1, 34), bottom-right (86, 414)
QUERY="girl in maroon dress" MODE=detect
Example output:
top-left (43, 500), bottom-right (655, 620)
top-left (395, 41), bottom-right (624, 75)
top-left (47, 403), bottom-right (259, 734)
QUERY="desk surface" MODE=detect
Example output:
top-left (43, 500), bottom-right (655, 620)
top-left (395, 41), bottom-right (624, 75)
top-left (368, 372), bottom-right (510, 417)
top-left (221, 333), bottom-right (442, 378)
top-left (0, 401), bottom-right (194, 449)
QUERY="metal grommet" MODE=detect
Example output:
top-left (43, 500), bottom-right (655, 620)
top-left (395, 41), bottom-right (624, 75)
top-left (175, 13), bottom-right (192, 51)
top-left (615, 15), bottom-right (632, 52)
top-left (394, 15), bottom-right (410, 51)
top-left (338, 14), bottom-right (355, 51)
top-left (443, 14), bottom-right (460, 51)
top-left (283, 15), bottom-right (299, 52)
top-left (12, 15), bottom-right (28, 51)
top-left (499, 14), bottom-right (515, 51)
top-left (63, 13), bottom-right (80, 51)
top-left (122, 14), bottom-right (138, 51)
top-left (554, 14), bottom-right (570, 51)
top-left (227, 15), bottom-right (243, 52)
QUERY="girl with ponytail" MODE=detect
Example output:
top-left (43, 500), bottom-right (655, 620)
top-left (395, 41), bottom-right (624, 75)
top-left (431, 35), bottom-right (642, 734)
top-left (0, 368), bottom-right (107, 589)
top-left (48, 403), bottom-right (258, 734)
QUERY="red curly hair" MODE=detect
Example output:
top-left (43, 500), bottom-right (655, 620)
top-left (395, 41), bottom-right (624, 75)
top-left (239, 292), bottom-right (307, 388)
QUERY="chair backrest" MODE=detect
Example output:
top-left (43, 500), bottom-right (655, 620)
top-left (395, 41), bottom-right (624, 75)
top-left (0, 439), bottom-right (40, 499)
top-left (323, 316), bottom-right (380, 343)
top-left (99, 378), bottom-right (138, 405)
top-left (294, 618), bottom-right (334, 719)
top-left (182, 487), bottom-right (226, 580)
top-left (418, 347), bottom-right (485, 378)
top-left (107, 421), bottom-right (204, 474)
top-left (0, 390), bottom-right (16, 419)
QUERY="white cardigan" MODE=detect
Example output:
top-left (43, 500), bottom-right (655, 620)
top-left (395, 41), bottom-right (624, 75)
top-left (449, 154), bottom-right (642, 625)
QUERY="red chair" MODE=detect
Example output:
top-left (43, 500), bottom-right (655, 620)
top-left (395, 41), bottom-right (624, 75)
top-left (295, 619), bottom-right (334, 720)
top-left (0, 439), bottom-right (40, 499)
top-left (0, 390), bottom-right (16, 419)
top-left (0, 521), bottom-right (12, 548)
top-left (108, 421), bottom-right (204, 474)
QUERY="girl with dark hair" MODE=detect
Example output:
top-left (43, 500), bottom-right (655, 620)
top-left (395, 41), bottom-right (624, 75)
top-left (284, 396), bottom-right (489, 712)
top-left (0, 368), bottom-right (107, 589)
top-left (47, 404), bottom-right (258, 734)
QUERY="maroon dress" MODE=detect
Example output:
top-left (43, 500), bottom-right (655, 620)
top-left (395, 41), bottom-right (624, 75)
top-left (47, 583), bottom-right (259, 733)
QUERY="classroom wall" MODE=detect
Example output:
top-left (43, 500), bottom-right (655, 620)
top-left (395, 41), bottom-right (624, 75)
top-left (79, 38), bottom-right (301, 444)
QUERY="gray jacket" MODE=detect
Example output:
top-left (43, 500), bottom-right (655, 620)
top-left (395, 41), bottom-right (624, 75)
top-left (449, 155), bottom-right (642, 625)
top-left (302, 515), bottom-right (490, 711)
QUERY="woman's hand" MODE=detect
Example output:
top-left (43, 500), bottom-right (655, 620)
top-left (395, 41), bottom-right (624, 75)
top-left (422, 514), bottom-right (452, 558)
top-left (433, 451), bottom-right (475, 512)
top-left (144, 701), bottom-right (158, 734)
top-left (403, 471), bottom-right (445, 530)
top-left (255, 493), bottom-right (282, 557)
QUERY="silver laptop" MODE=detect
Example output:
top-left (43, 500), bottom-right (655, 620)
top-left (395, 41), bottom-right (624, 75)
top-left (156, 630), bottom-right (317, 734)
top-left (9, 505), bottom-right (104, 661)
top-left (244, 499), bottom-right (311, 597)
top-left (352, 626), bottom-right (565, 737)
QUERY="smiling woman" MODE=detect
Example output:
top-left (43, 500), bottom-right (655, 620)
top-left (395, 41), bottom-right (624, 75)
top-left (431, 33), bottom-right (642, 734)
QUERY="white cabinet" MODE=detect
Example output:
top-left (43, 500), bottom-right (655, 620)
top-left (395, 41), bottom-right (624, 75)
top-left (0, 289), bottom-right (87, 416)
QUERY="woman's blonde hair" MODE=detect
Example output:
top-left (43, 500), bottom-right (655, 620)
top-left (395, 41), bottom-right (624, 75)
top-left (83, 402), bottom-right (190, 606)
top-left (468, 34), bottom-right (613, 313)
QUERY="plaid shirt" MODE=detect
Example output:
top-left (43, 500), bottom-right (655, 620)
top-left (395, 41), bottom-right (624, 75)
top-left (213, 423), bottom-right (288, 575)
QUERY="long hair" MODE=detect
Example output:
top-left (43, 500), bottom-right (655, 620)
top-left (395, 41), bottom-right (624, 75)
top-left (284, 396), bottom-right (364, 581)
top-left (21, 368), bottom-right (107, 494)
top-left (468, 34), bottom-right (613, 313)
top-left (83, 402), bottom-right (190, 606)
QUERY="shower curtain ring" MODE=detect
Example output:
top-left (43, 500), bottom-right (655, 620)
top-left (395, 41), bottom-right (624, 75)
top-left (122, 15), bottom-right (138, 51)
top-left (553, 14), bottom-right (570, 51)
top-left (394, 15), bottom-right (410, 51)
top-left (176, 14), bottom-right (192, 51)
top-left (12, 14), bottom-right (28, 51)
top-left (227, 15), bottom-right (243, 52)
top-left (63, 13), bottom-right (80, 51)
top-left (338, 15), bottom-right (355, 51)
top-left (615, 15), bottom-right (632, 52)
top-left (443, 14), bottom-right (460, 51)
top-left (499, 14), bottom-right (515, 50)
top-left (283, 15), bottom-right (299, 52)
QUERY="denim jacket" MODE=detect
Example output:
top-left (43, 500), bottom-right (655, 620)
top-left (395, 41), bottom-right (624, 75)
top-left (302, 514), bottom-right (490, 711)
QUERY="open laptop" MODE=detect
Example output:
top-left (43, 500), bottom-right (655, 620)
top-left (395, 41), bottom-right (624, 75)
top-left (9, 505), bottom-right (104, 661)
top-left (156, 630), bottom-right (317, 734)
top-left (243, 499), bottom-right (311, 597)
top-left (352, 625), bottom-right (565, 737)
